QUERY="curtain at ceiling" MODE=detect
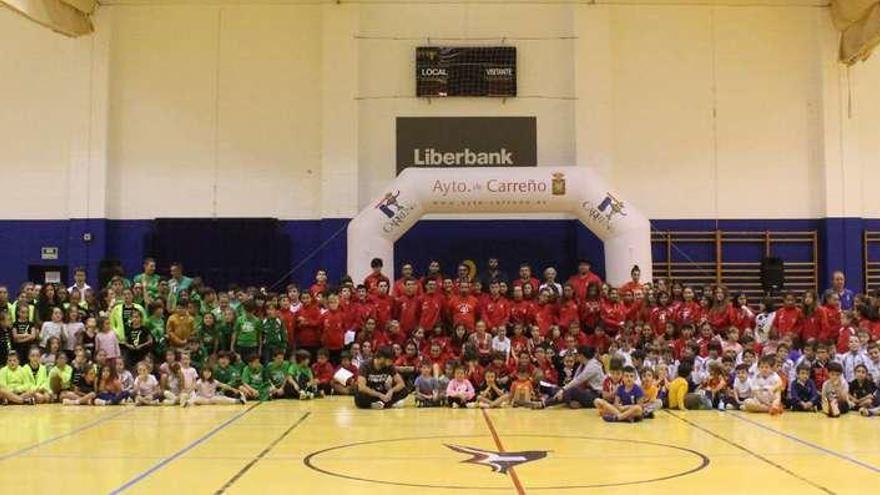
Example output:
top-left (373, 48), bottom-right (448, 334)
top-left (1, 0), bottom-right (95, 36)
top-left (833, 0), bottom-right (880, 64)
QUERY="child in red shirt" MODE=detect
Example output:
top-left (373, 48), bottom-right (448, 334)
top-left (311, 349), bottom-right (335, 396)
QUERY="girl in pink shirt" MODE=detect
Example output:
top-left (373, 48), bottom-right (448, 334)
top-left (445, 366), bottom-right (475, 408)
top-left (94, 317), bottom-right (120, 365)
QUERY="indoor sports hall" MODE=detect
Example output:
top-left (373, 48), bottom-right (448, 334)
top-left (2, 0), bottom-right (880, 494)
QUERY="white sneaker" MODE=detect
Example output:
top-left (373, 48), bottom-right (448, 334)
top-left (94, 399), bottom-right (108, 406)
top-left (465, 402), bottom-right (478, 409)
top-left (370, 401), bottom-right (385, 410)
top-left (391, 400), bottom-right (405, 408)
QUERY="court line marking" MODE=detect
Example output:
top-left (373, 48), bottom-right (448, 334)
top-left (728, 412), bottom-right (880, 473)
top-left (302, 433), bottom-right (709, 490)
top-left (664, 410), bottom-right (836, 495)
top-left (214, 411), bottom-right (311, 494)
top-left (0, 408), bottom-right (132, 462)
top-left (109, 403), bottom-right (261, 495)
top-left (480, 409), bottom-right (527, 495)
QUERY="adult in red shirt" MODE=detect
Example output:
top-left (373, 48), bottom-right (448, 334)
top-left (731, 293), bottom-right (755, 332)
top-left (557, 285), bottom-right (580, 330)
top-left (417, 279), bottom-right (444, 332)
top-left (618, 265), bottom-right (644, 298)
top-left (370, 280), bottom-right (394, 332)
top-left (321, 293), bottom-right (347, 363)
top-left (511, 263), bottom-right (540, 295)
top-left (363, 257), bottom-right (390, 295)
top-left (349, 285), bottom-right (376, 332)
top-left (509, 285), bottom-right (536, 327)
top-left (295, 292), bottom-right (324, 355)
top-left (578, 283), bottom-right (602, 330)
top-left (822, 292), bottom-right (842, 343)
top-left (800, 291), bottom-right (827, 344)
top-left (447, 281), bottom-right (479, 332)
top-left (420, 259), bottom-right (444, 289)
top-left (534, 289), bottom-right (558, 336)
top-left (393, 263), bottom-right (423, 297)
top-left (772, 292), bottom-right (804, 339)
top-left (356, 317), bottom-right (389, 350)
top-left (567, 259), bottom-right (603, 302)
top-left (480, 281), bottom-right (511, 331)
top-left (600, 288), bottom-right (626, 336)
top-left (674, 287), bottom-right (702, 328)
top-left (394, 279), bottom-right (421, 336)
top-left (706, 286), bottom-right (735, 334)
top-left (649, 291), bottom-right (674, 337)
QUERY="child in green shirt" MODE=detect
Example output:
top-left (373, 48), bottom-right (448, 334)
top-left (213, 351), bottom-right (242, 395)
top-left (233, 302), bottom-right (262, 361)
top-left (287, 349), bottom-right (318, 400)
top-left (0, 354), bottom-right (36, 404)
top-left (265, 350), bottom-right (290, 399)
top-left (262, 304), bottom-right (287, 364)
top-left (240, 353), bottom-right (269, 401)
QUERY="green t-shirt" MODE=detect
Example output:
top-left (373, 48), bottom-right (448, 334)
top-left (265, 361), bottom-right (290, 388)
top-left (234, 314), bottom-right (262, 348)
top-left (214, 363), bottom-right (241, 387)
top-left (288, 362), bottom-right (313, 381)
top-left (262, 317), bottom-right (287, 349)
top-left (242, 364), bottom-right (265, 386)
top-left (199, 323), bottom-right (220, 351)
top-left (133, 273), bottom-right (160, 297)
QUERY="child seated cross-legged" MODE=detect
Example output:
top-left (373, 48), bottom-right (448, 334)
top-left (510, 364), bottom-right (542, 409)
top-left (331, 351), bottom-right (358, 396)
top-left (594, 365), bottom-right (647, 422)
top-left (742, 355), bottom-right (784, 415)
top-left (477, 369), bottom-right (509, 408)
top-left (287, 349), bottom-right (319, 400)
top-left (133, 362), bottom-right (161, 406)
top-left (265, 350), bottom-right (292, 399)
top-left (186, 366), bottom-right (246, 406)
top-left (788, 364), bottom-right (819, 412)
top-left (445, 365), bottom-right (475, 408)
top-left (821, 361), bottom-right (850, 418)
top-left (414, 362), bottom-right (442, 407)
top-left (727, 363), bottom-right (752, 410)
top-left (240, 353), bottom-right (270, 401)
top-left (849, 364), bottom-right (876, 410)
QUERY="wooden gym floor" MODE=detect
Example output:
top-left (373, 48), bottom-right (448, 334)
top-left (1, 398), bottom-right (878, 494)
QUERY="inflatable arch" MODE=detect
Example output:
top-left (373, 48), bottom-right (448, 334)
top-left (347, 167), bottom-right (652, 286)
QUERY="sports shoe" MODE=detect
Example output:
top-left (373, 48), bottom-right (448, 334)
top-left (370, 401), bottom-right (385, 410)
top-left (239, 393), bottom-right (247, 404)
top-left (94, 399), bottom-right (108, 406)
top-left (451, 402), bottom-right (460, 409)
top-left (601, 414), bottom-right (618, 422)
top-left (391, 400), bottom-right (405, 408)
top-left (465, 402), bottom-right (478, 409)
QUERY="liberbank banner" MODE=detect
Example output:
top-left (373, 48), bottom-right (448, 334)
top-left (396, 117), bottom-right (537, 174)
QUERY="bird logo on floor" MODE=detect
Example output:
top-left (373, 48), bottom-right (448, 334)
top-left (445, 444), bottom-right (548, 474)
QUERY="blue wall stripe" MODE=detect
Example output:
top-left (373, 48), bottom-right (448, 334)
top-left (0, 217), bottom-right (875, 293)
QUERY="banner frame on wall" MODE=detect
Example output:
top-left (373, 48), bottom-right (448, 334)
top-left (346, 166), bottom-right (652, 286)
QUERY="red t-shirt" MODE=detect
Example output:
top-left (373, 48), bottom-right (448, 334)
top-left (567, 273), bottom-right (602, 301)
top-left (448, 294), bottom-right (479, 331)
top-left (481, 296), bottom-right (511, 329)
top-left (321, 308), bottom-right (347, 350)
top-left (363, 272), bottom-right (390, 294)
top-left (311, 361), bottom-right (334, 383)
top-left (394, 293), bottom-right (421, 335)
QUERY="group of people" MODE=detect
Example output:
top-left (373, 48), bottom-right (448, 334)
top-left (1, 256), bottom-right (879, 421)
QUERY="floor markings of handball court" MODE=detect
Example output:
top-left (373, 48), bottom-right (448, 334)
top-left (1, 399), bottom-right (879, 494)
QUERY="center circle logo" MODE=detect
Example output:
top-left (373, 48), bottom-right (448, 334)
top-left (303, 434), bottom-right (709, 490)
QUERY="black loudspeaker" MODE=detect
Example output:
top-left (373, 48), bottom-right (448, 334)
top-left (760, 257), bottom-right (785, 293)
